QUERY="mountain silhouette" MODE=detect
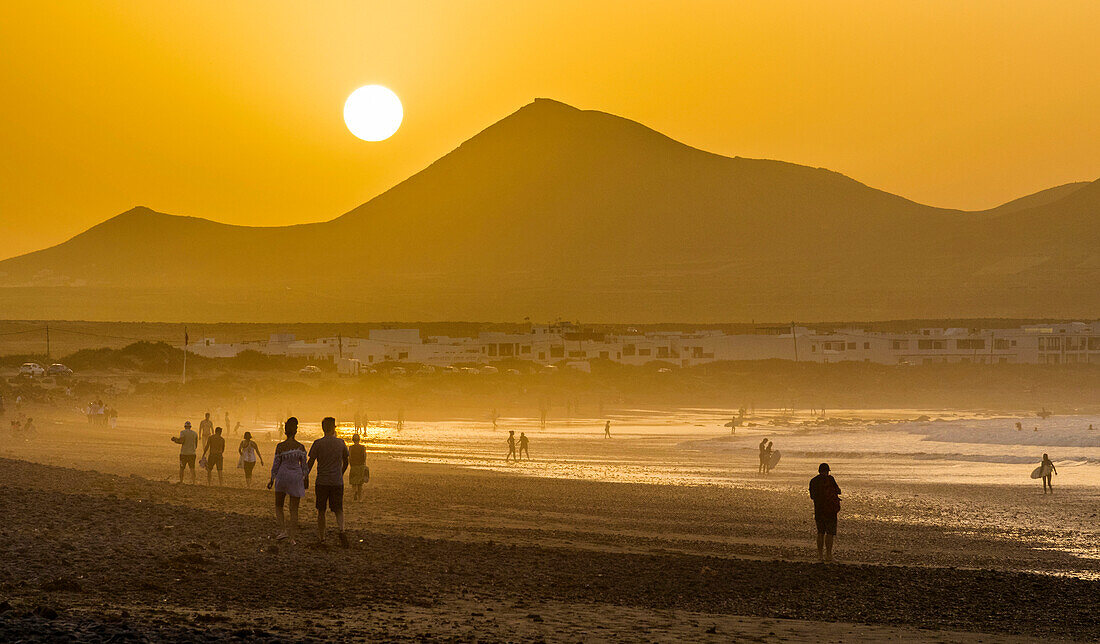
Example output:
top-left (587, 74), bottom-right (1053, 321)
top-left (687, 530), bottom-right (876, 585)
top-left (0, 98), bottom-right (1096, 322)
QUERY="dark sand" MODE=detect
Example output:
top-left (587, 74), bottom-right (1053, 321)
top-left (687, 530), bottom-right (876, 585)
top-left (1, 433), bottom-right (1097, 643)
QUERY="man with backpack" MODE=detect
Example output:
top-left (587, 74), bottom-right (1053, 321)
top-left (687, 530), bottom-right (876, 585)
top-left (809, 462), bottom-right (842, 563)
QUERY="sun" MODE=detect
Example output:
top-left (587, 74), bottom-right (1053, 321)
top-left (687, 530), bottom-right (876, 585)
top-left (343, 85), bottom-right (403, 142)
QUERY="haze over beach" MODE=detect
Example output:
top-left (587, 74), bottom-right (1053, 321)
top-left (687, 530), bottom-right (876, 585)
top-left (1, 2), bottom-right (1099, 642)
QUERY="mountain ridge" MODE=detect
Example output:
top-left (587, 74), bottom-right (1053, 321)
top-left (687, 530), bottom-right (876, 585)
top-left (0, 98), bottom-right (1097, 322)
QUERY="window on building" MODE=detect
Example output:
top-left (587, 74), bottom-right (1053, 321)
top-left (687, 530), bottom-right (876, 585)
top-left (863, 342), bottom-right (870, 349)
top-left (639, 348), bottom-right (651, 356)
top-left (550, 346), bottom-right (564, 358)
top-left (994, 339), bottom-right (1010, 350)
top-left (892, 340), bottom-right (909, 350)
top-left (847, 342), bottom-right (856, 350)
top-left (956, 339), bottom-right (985, 350)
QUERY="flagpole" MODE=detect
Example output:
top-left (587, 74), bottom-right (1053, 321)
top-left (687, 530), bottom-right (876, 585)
top-left (183, 326), bottom-right (188, 385)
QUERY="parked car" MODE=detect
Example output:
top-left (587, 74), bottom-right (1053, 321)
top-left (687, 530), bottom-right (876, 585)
top-left (298, 365), bottom-right (322, 376)
top-left (441, 365), bottom-right (459, 373)
top-left (47, 363), bottom-right (73, 376)
top-left (415, 365), bottom-right (436, 375)
top-left (390, 366), bottom-right (407, 376)
top-left (18, 362), bottom-right (45, 377)
top-left (480, 365), bottom-right (499, 374)
top-left (459, 367), bottom-right (480, 375)
top-left (505, 368), bottom-right (521, 375)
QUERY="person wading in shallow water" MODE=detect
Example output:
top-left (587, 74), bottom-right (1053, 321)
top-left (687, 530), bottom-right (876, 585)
top-left (809, 462), bottom-right (842, 563)
top-left (518, 432), bottom-right (531, 460)
top-left (505, 430), bottom-right (517, 462)
top-left (268, 417), bottom-right (307, 544)
top-left (307, 416), bottom-right (350, 548)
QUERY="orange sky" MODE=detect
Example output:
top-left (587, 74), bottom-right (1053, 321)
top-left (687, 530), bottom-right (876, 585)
top-left (1, 1), bottom-right (1097, 260)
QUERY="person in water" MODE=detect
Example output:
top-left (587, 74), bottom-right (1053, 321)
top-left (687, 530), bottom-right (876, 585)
top-left (809, 462), bottom-right (842, 562)
top-left (505, 430), bottom-right (517, 462)
top-left (171, 420), bottom-right (198, 485)
top-left (238, 431), bottom-right (263, 488)
top-left (268, 417), bottom-right (307, 543)
top-left (518, 432), bottom-right (530, 460)
top-left (349, 433), bottom-right (369, 501)
top-left (1040, 453), bottom-right (1058, 494)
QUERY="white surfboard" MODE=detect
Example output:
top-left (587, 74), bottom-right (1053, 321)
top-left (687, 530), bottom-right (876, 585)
top-left (768, 450), bottom-right (781, 469)
top-left (1030, 464), bottom-right (1047, 479)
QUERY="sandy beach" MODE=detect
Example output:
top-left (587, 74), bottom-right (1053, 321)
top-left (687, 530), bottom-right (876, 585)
top-left (0, 404), bottom-right (1098, 642)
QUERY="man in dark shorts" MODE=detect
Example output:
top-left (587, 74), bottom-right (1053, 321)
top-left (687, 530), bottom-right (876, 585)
top-left (809, 462), bottom-right (842, 562)
top-left (202, 426), bottom-right (226, 486)
top-left (171, 420), bottom-right (198, 484)
top-left (307, 417), bottom-right (350, 547)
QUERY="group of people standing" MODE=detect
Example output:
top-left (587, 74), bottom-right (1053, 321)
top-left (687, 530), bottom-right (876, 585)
top-left (172, 414), bottom-right (369, 546)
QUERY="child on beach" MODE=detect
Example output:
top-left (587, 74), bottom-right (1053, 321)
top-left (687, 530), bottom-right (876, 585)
top-left (349, 433), bottom-right (369, 500)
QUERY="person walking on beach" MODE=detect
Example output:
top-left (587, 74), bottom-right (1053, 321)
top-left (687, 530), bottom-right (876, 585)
top-left (224, 412), bottom-right (231, 436)
top-left (171, 420), bottom-right (198, 484)
top-left (518, 432), bottom-right (530, 460)
top-left (764, 440), bottom-right (774, 475)
top-left (268, 417), bottom-right (307, 543)
top-left (307, 417), bottom-right (350, 547)
top-left (505, 430), bottom-right (517, 462)
top-left (202, 426), bottom-right (226, 486)
top-left (809, 463), bottom-right (842, 563)
top-left (1040, 453), bottom-right (1058, 494)
top-left (758, 438), bottom-right (769, 474)
top-left (349, 433), bottom-right (369, 501)
top-left (199, 412), bottom-right (214, 449)
top-left (238, 431), bottom-right (263, 488)
top-left (604, 420), bottom-right (612, 438)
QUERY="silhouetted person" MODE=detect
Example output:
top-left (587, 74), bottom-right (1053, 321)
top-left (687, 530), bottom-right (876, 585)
top-left (1015, 421), bottom-right (1022, 432)
top-left (172, 421), bottom-right (198, 484)
top-left (238, 431), bottom-right (263, 488)
top-left (349, 433), bottom-right (369, 501)
top-left (758, 438), bottom-right (768, 474)
top-left (809, 462), bottom-right (842, 562)
top-left (199, 412), bottom-right (214, 449)
top-left (729, 416), bottom-right (737, 435)
top-left (224, 412), bottom-right (231, 436)
top-left (268, 417), bottom-right (307, 543)
top-left (202, 426), bottom-right (226, 486)
top-left (1040, 453), bottom-right (1058, 494)
top-left (491, 408), bottom-right (499, 430)
top-left (23, 417), bottom-right (36, 435)
top-left (604, 420), bottom-right (611, 438)
top-left (505, 430), bottom-right (517, 462)
top-left (764, 440), bottom-right (774, 474)
top-left (519, 432), bottom-right (530, 460)
top-left (307, 416), bottom-right (350, 547)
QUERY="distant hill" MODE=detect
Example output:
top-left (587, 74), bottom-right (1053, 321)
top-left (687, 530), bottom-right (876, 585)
top-left (0, 98), bottom-right (1096, 322)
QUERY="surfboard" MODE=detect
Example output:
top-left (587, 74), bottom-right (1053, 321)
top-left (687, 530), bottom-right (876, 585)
top-left (768, 450), bottom-right (781, 469)
top-left (724, 420), bottom-right (739, 428)
top-left (1030, 464), bottom-right (1049, 479)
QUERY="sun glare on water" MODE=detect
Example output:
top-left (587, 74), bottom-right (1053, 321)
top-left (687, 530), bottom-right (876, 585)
top-left (343, 85), bottom-right (403, 141)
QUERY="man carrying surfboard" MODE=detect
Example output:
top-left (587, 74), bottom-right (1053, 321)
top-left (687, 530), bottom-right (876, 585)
top-left (809, 463), bottom-right (842, 563)
top-left (1039, 453), bottom-right (1057, 494)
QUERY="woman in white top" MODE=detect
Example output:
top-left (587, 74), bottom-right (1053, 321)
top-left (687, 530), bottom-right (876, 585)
top-left (238, 431), bottom-right (264, 488)
top-left (267, 418), bottom-right (308, 543)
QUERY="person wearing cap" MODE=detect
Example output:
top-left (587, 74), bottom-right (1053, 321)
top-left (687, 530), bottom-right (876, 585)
top-left (238, 431), bottom-right (264, 488)
top-left (171, 421), bottom-right (199, 484)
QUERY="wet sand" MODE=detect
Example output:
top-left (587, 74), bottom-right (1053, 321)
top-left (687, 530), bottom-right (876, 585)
top-left (1, 410), bottom-right (1099, 641)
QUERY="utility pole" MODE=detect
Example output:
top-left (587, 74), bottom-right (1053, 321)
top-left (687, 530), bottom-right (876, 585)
top-left (45, 324), bottom-right (50, 360)
top-left (791, 322), bottom-right (799, 362)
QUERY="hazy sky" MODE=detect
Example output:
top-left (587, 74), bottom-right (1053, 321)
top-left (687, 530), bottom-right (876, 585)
top-left (1, 1), bottom-right (1097, 259)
